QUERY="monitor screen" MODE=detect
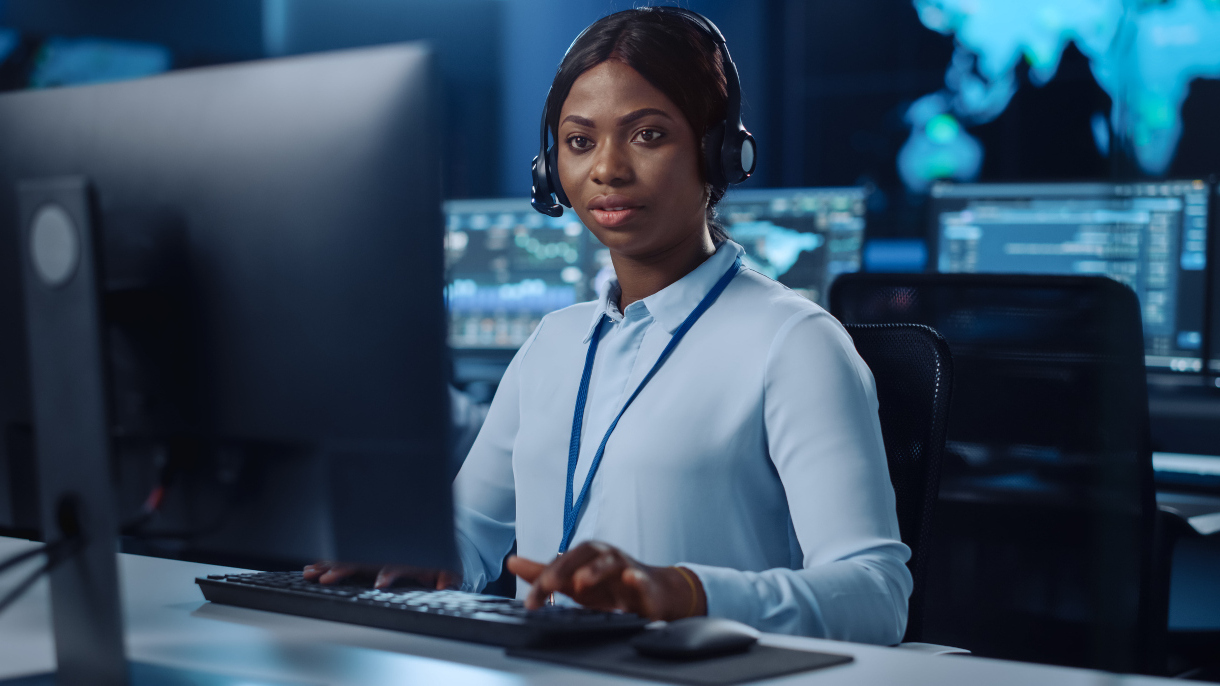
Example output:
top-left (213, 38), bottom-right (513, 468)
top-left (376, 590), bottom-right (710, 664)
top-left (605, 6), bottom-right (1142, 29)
top-left (1212, 183), bottom-right (1220, 376)
top-left (931, 181), bottom-right (1210, 372)
top-left (719, 187), bottom-right (867, 307)
top-left (444, 187), bottom-right (870, 351)
top-left (444, 199), bottom-right (601, 350)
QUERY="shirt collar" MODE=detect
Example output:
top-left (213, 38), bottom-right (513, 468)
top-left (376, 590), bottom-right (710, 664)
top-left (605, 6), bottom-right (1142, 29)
top-left (582, 240), bottom-right (745, 342)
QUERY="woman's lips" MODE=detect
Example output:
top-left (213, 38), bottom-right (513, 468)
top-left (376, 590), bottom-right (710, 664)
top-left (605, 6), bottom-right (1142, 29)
top-left (590, 206), bottom-right (641, 227)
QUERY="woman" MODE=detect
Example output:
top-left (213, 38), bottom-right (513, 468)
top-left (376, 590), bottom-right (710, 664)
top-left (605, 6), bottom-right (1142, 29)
top-left (309, 7), bottom-right (911, 645)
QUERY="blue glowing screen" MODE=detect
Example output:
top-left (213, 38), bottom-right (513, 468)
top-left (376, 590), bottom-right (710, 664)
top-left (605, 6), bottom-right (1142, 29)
top-left (29, 37), bottom-right (171, 89)
top-left (900, 0), bottom-right (1220, 190)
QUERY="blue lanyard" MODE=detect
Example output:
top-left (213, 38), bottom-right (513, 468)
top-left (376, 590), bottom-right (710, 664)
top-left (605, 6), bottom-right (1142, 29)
top-left (559, 255), bottom-right (742, 554)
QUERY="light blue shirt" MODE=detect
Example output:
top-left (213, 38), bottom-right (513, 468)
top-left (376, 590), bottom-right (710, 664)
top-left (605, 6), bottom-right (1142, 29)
top-left (453, 240), bottom-right (912, 645)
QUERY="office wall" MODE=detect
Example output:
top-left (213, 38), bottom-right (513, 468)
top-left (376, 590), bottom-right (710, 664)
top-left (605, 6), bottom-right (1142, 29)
top-left (3, 0), bottom-right (264, 64)
top-left (267, 0), bottom-right (503, 199)
top-left (0, 0), bottom-right (504, 199)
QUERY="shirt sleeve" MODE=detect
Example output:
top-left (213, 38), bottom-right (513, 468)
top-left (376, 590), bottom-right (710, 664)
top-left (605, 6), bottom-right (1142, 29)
top-left (681, 309), bottom-right (913, 645)
top-left (451, 321), bottom-right (544, 592)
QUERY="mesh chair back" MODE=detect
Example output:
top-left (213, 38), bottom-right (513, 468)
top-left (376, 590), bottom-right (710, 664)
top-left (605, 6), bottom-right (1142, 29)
top-left (844, 323), bottom-right (952, 643)
top-left (831, 273), bottom-right (1157, 673)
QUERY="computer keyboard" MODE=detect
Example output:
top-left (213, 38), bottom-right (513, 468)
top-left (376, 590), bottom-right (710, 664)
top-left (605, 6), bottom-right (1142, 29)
top-left (195, 571), bottom-right (650, 648)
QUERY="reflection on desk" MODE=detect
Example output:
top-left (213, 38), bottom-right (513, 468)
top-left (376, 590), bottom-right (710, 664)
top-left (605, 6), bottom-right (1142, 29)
top-left (0, 536), bottom-right (1184, 685)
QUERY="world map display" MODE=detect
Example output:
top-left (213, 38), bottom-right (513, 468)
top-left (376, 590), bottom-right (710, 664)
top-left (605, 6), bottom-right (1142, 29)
top-left (728, 220), bottom-right (825, 280)
top-left (899, 0), bottom-right (1220, 190)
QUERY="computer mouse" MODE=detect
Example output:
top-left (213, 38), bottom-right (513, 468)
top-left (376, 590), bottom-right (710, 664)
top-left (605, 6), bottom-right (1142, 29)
top-left (629, 616), bottom-right (760, 659)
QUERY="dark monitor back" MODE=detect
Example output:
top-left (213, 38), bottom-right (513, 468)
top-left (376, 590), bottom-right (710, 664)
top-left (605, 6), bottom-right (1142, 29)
top-left (0, 44), bottom-right (455, 569)
top-left (0, 203), bottom-right (33, 537)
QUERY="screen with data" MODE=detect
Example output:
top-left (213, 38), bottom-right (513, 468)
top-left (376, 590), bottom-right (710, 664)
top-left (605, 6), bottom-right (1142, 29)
top-left (445, 199), bottom-right (601, 349)
top-left (446, 189), bottom-right (868, 350)
top-left (719, 187), bottom-right (867, 307)
top-left (1212, 184), bottom-right (1220, 376)
top-left (931, 181), bottom-right (1210, 372)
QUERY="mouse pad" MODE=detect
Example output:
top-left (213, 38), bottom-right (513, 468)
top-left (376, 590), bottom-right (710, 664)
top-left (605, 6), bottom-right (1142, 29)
top-left (507, 642), bottom-right (853, 685)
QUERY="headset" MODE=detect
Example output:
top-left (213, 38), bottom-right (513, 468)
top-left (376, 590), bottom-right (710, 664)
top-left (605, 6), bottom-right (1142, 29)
top-left (530, 6), bottom-right (757, 217)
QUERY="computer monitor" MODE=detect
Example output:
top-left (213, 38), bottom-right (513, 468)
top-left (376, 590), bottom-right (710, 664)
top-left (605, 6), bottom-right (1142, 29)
top-left (718, 187), bottom-right (868, 307)
top-left (444, 186), bottom-right (869, 355)
top-left (0, 44), bottom-right (455, 570)
top-left (445, 199), bottom-right (599, 350)
top-left (930, 181), bottom-right (1210, 373)
top-left (1212, 182), bottom-right (1220, 377)
top-left (0, 225), bottom-right (33, 538)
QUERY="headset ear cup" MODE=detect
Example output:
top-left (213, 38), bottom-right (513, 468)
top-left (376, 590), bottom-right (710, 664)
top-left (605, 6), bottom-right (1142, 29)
top-left (546, 144), bottom-right (570, 208)
top-left (702, 121), bottom-right (727, 194)
top-left (722, 129), bottom-right (756, 185)
top-left (531, 153), bottom-right (549, 198)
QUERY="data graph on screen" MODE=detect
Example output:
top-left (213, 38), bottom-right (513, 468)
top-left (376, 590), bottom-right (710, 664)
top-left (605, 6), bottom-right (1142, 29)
top-left (445, 199), bottom-right (599, 349)
top-left (931, 181), bottom-right (1210, 372)
top-left (446, 189), bottom-right (869, 350)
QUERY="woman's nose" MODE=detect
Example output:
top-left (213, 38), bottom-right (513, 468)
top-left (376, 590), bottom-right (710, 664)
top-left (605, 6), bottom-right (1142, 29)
top-left (590, 140), bottom-right (634, 187)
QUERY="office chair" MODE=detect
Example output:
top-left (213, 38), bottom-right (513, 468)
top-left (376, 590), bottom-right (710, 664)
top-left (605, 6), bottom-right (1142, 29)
top-left (843, 323), bottom-right (953, 644)
top-left (831, 273), bottom-right (1161, 674)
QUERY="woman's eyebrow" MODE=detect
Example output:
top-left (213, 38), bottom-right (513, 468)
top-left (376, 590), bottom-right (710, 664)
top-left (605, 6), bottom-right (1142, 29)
top-left (616, 108), bottom-right (673, 126)
top-left (561, 114), bottom-right (595, 127)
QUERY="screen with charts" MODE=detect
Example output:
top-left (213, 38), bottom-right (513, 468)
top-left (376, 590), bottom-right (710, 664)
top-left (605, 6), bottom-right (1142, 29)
top-left (719, 187), bottom-right (867, 307)
top-left (445, 199), bottom-right (601, 349)
top-left (1213, 183), bottom-right (1220, 376)
top-left (930, 181), bottom-right (1210, 372)
top-left (445, 188), bottom-right (869, 349)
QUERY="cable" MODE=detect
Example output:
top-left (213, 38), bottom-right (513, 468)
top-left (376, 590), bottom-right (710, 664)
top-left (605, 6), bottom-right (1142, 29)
top-left (119, 483), bottom-right (166, 536)
top-left (120, 448), bottom-right (176, 536)
top-left (0, 536), bottom-right (78, 577)
top-left (121, 442), bottom-right (249, 543)
top-left (0, 535), bottom-right (83, 617)
top-left (0, 545), bottom-right (47, 577)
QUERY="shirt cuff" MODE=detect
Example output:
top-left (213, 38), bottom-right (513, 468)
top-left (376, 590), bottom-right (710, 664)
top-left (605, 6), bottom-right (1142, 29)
top-left (678, 562), bottom-right (759, 627)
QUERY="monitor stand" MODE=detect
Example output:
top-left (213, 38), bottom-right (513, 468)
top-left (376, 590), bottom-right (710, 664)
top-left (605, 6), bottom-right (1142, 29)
top-left (10, 178), bottom-right (272, 686)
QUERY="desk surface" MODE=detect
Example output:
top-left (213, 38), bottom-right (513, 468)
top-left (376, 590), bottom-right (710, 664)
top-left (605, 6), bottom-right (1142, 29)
top-left (0, 536), bottom-right (1180, 686)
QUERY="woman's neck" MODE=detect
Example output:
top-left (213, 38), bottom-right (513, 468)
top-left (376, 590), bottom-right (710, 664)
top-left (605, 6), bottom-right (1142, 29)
top-left (611, 229), bottom-right (717, 311)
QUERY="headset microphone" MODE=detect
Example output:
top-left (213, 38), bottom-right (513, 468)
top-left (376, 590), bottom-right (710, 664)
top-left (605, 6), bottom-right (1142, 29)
top-left (530, 6), bottom-right (756, 217)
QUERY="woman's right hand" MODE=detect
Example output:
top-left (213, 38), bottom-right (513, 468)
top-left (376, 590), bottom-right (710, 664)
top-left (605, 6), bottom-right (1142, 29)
top-left (303, 561), bottom-right (460, 590)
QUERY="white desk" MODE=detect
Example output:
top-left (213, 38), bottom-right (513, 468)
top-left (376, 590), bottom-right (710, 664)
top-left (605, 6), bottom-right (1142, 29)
top-left (0, 536), bottom-right (1179, 685)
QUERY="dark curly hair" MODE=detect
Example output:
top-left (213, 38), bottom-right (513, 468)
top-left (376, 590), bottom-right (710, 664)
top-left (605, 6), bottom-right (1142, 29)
top-left (543, 7), bottom-right (731, 243)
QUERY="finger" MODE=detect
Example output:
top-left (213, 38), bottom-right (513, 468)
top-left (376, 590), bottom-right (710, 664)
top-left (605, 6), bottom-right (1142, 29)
top-left (547, 542), bottom-right (613, 581)
top-left (571, 552), bottom-right (627, 594)
top-left (375, 567), bottom-right (409, 589)
top-left (318, 564), bottom-right (360, 585)
top-left (535, 542), bottom-right (609, 593)
top-left (523, 544), bottom-right (608, 609)
top-left (506, 555), bottom-right (546, 583)
top-left (437, 570), bottom-right (460, 590)
top-left (302, 562), bottom-right (332, 581)
top-left (620, 567), bottom-right (658, 617)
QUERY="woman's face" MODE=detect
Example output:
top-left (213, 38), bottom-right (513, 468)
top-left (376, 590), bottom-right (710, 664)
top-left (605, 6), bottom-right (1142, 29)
top-left (556, 60), bottom-right (708, 259)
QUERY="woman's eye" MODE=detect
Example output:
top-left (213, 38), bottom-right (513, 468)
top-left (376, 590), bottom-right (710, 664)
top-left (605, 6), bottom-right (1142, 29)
top-left (633, 129), bottom-right (664, 143)
top-left (567, 136), bottom-right (592, 151)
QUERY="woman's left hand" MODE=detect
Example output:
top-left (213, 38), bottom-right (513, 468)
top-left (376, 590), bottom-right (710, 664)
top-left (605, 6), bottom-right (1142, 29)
top-left (505, 541), bottom-right (707, 621)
